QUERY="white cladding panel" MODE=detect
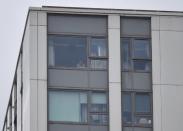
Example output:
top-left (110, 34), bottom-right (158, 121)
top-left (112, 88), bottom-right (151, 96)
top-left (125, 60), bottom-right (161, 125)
top-left (160, 31), bottom-right (183, 85)
top-left (108, 15), bottom-right (122, 131)
top-left (161, 85), bottom-right (183, 131)
top-left (17, 56), bottom-right (22, 131)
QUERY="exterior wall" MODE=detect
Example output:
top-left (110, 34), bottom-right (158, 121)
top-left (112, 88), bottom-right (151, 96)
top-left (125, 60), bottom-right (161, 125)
top-left (152, 16), bottom-right (183, 131)
top-left (22, 13), bottom-right (30, 131)
top-left (2, 7), bottom-right (183, 131)
top-left (16, 54), bottom-right (22, 131)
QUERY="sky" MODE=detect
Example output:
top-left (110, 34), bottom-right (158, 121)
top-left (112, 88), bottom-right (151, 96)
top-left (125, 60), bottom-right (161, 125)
top-left (0, 0), bottom-right (183, 130)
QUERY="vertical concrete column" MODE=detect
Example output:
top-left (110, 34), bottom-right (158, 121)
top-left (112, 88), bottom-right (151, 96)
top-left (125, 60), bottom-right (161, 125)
top-left (37, 11), bottom-right (47, 131)
top-left (29, 11), bottom-right (47, 131)
top-left (108, 15), bottom-right (122, 131)
top-left (29, 11), bottom-right (38, 131)
top-left (151, 16), bottom-right (162, 131)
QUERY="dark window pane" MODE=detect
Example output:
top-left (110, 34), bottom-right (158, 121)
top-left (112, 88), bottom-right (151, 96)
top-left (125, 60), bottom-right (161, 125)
top-left (48, 36), bottom-right (87, 68)
top-left (121, 39), bottom-right (130, 70)
top-left (122, 94), bottom-right (132, 123)
top-left (133, 39), bottom-right (150, 59)
top-left (90, 59), bottom-right (107, 69)
top-left (80, 104), bottom-right (88, 122)
top-left (135, 94), bottom-right (151, 113)
top-left (133, 60), bottom-right (151, 71)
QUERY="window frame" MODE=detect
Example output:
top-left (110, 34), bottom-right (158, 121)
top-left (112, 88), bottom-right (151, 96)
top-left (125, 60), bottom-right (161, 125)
top-left (132, 38), bottom-right (151, 60)
top-left (121, 37), bottom-right (151, 73)
top-left (48, 34), bottom-right (108, 70)
top-left (122, 91), bottom-right (153, 128)
top-left (48, 89), bottom-right (108, 126)
top-left (89, 91), bottom-right (108, 125)
top-left (48, 34), bottom-right (88, 69)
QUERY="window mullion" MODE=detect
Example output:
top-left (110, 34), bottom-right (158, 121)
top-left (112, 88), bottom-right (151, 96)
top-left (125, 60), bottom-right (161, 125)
top-left (87, 36), bottom-right (90, 69)
top-left (87, 91), bottom-right (91, 124)
top-left (132, 92), bottom-right (135, 126)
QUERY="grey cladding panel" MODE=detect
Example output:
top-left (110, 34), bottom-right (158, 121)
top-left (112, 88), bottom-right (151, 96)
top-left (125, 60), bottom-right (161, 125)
top-left (123, 127), bottom-right (133, 131)
top-left (122, 72), bottom-right (133, 90)
top-left (90, 125), bottom-right (107, 131)
top-left (122, 72), bottom-right (151, 90)
top-left (133, 73), bottom-right (151, 90)
top-left (121, 18), bottom-right (150, 36)
top-left (48, 15), bottom-right (107, 35)
top-left (89, 71), bottom-right (107, 89)
top-left (48, 69), bottom-right (88, 88)
top-left (49, 124), bottom-right (89, 131)
top-left (133, 127), bottom-right (152, 131)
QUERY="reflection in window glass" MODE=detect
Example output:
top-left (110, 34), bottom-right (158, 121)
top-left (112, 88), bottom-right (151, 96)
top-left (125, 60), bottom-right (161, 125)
top-left (135, 116), bottom-right (152, 125)
top-left (133, 60), bottom-right (151, 71)
top-left (90, 59), bottom-right (107, 69)
top-left (48, 91), bottom-right (87, 122)
top-left (121, 39), bottom-right (130, 70)
top-left (133, 40), bottom-right (150, 59)
top-left (48, 36), bottom-right (87, 68)
top-left (90, 38), bottom-right (107, 57)
top-left (90, 92), bottom-right (108, 124)
top-left (90, 114), bottom-right (108, 124)
top-left (122, 94), bottom-right (132, 123)
top-left (135, 94), bottom-right (151, 113)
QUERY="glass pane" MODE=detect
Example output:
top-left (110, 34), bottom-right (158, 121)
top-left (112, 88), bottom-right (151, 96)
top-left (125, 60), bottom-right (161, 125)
top-left (133, 60), bottom-right (151, 71)
top-left (48, 36), bottom-right (87, 68)
top-left (91, 93), bottom-right (107, 112)
top-left (90, 38), bottom-right (107, 57)
top-left (48, 91), bottom-right (87, 122)
top-left (135, 116), bottom-right (152, 125)
top-left (90, 114), bottom-right (108, 124)
top-left (121, 39), bottom-right (130, 70)
top-left (133, 39), bottom-right (150, 59)
top-left (122, 94), bottom-right (132, 123)
top-left (90, 93), bottom-right (108, 124)
top-left (135, 94), bottom-right (151, 113)
top-left (90, 59), bottom-right (107, 69)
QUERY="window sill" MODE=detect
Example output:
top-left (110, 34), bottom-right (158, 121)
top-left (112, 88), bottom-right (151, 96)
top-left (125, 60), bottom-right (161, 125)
top-left (48, 66), bottom-right (107, 71)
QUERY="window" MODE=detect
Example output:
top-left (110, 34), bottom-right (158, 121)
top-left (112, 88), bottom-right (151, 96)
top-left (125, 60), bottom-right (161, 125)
top-left (122, 92), bottom-right (152, 126)
top-left (48, 36), bottom-right (87, 68)
top-left (133, 60), bottom-right (151, 72)
top-left (122, 93), bottom-right (132, 124)
top-left (48, 90), bottom-right (108, 125)
top-left (48, 36), bottom-right (107, 69)
top-left (48, 15), bottom-right (107, 70)
top-left (89, 38), bottom-right (107, 69)
top-left (121, 38), bottom-right (151, 72)
top-left (90, 92), bottom-right (108, 124)
top-left (135, 94), bottom-right (151, 113)
top-left (121, 39), bottom-right (130, 70)
top-left (121, 17), bottom-right (152, 130)
top-left (90, 38), bottom-right (107, 57)
top-left (48, 91), bottom-right (87, 122)
top-left (133, 39), bottom-right (150, 59)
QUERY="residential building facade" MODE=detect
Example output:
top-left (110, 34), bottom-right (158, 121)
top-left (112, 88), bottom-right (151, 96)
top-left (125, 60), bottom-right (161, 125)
top-left (2, 6), bottom-right (183, 131)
